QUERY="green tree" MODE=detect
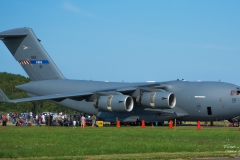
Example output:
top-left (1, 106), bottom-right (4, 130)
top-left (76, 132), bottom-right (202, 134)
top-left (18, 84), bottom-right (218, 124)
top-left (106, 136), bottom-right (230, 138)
top-left (0, 72), bottom-right (74, 114)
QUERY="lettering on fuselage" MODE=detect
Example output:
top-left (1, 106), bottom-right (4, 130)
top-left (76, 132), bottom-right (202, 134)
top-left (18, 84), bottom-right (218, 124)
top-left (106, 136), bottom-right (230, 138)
top-left (232, 98), bottom-right (236, 103)
top-left (31, 56), bottom-right (37, 59)
top-left (29, 60), bottom-right (49, 64)
top-left (195, 96), bottom-right (206, 98)
top-left (36, 61), bottom-right (42, 64)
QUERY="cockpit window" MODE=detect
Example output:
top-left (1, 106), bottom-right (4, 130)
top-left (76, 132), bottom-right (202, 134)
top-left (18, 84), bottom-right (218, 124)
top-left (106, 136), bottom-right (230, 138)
top-left (231, 90), bottom-right (236, 95)
top-left (231, 90), bottom-right (240, 95)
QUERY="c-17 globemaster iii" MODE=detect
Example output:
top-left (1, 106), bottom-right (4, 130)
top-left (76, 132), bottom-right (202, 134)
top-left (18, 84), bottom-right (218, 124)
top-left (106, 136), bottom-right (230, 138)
top-left (0, 27), bottom-right (240, 123)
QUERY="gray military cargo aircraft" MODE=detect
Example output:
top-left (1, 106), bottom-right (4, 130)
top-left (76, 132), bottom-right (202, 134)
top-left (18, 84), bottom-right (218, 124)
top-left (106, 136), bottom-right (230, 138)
top-left (0, 27), bottom-right (240, 123)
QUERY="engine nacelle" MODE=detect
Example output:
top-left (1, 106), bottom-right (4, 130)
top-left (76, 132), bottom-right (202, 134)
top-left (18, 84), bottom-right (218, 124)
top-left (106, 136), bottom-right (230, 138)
top-left (97, 95), bottom-right (134, 112)
top-left (141, 92), bottom-right (176, 109)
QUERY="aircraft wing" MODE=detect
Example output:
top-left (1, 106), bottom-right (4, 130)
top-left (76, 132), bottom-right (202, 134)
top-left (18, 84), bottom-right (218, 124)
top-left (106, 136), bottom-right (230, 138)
top-left (0, 88), bottom-right (93, 103)
top-left (0, 83), bottom-right (160, 103)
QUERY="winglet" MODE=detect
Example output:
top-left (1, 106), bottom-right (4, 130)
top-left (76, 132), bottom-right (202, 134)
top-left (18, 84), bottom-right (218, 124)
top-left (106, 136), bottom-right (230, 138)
top-left (0, 88), bottom-right (11, 103)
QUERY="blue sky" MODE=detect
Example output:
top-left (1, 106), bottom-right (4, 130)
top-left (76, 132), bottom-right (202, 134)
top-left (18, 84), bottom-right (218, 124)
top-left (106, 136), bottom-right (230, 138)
top-left (0, 1), bottom-right (240, 85)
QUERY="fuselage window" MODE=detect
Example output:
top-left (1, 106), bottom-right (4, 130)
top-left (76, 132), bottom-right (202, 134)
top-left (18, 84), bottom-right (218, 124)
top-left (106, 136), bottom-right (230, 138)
top-left (207, 107), bottom-right (212, 115)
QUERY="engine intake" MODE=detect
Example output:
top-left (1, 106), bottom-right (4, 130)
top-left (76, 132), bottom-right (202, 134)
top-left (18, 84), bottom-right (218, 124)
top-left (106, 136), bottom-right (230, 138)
top-left (141, 92), bottom-right (176, 109)
top-left (96, 95), bottom-right (134, 112)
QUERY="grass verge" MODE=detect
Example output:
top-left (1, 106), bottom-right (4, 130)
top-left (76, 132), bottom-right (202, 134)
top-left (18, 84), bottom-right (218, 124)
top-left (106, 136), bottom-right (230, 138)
top-left (0, 125), bottom-right (240, 159)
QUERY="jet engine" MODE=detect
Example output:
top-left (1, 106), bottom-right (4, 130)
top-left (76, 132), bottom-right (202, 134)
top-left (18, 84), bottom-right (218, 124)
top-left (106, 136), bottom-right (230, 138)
top-left (96, 95), bottom-right (134, 112)
top-left (140, 92), bottom-right (176, 109)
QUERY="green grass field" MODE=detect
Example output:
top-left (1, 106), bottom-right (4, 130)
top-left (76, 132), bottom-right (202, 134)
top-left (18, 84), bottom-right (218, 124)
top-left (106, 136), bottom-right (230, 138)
top-left (0, 124), bottom-right (240, 159)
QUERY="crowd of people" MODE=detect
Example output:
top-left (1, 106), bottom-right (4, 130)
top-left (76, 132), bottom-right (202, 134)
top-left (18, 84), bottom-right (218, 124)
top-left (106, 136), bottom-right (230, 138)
top-left (0, 112), bottom-right (98, 129)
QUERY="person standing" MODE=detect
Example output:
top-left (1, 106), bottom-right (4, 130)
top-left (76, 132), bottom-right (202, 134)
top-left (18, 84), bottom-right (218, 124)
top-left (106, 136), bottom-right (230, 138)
top-left (12, 113), bottom-right (16, 124)
top-left (41, 114), bottom-right (45, 124)
top-left (2, 114), bottom-right (7, 129)
top-left (27, 113), bottom-right (30, 123)
top-left (7, 114), bottom-right (10, 122)
top-left (72, 115), bottom-right (77, 129)
top-left (37, 114), bottom-right (42, 127)
top-left (76, 115), bottom-right (80, 126)
top-left (81, 115), bottom-right (86, 129)
top-left (91, 115), bottom-right (96, 127)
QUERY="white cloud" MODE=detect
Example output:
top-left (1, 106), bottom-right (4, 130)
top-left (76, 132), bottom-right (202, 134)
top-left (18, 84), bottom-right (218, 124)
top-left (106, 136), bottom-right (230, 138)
top-left (62, 2), bottom-right (82, 13)
top-left (204, 44), bottom-right (238, 51)
top-left (62, 2), bottom-right (103, 20)
top-left (170, 41), bottom-right (240, 52)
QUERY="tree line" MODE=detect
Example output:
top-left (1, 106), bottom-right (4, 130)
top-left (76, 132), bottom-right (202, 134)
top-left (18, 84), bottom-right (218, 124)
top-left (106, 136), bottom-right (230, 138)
top-left (0, 72), bottom-right (74, 114)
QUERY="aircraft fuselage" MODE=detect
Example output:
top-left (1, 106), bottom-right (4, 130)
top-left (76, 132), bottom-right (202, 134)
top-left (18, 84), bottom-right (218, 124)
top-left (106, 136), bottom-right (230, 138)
top-left (16, 80), bottom-right (240, 122)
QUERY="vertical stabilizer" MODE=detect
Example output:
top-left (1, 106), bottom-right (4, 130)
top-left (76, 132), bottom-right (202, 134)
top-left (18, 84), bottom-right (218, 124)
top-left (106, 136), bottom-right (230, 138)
top-left (0, 27), bottom-right (65, 81)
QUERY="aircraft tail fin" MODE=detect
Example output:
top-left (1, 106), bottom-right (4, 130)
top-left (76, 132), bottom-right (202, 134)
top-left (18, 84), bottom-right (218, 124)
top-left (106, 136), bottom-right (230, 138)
top-left (0, 28), bottom-right (65, 81)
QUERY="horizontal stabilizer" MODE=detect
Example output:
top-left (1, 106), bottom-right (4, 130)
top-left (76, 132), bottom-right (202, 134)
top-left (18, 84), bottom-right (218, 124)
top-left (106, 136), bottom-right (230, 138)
top-left (0, 34), bottom-right (27, 38)
top-left (0, 89), bottom-right (10, 102)
top-left (0, 28), bottom-right (27, 38)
